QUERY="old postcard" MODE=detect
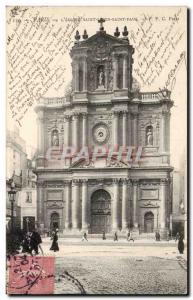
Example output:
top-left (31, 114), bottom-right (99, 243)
top-left (6, 6), bottom-right (188, 295)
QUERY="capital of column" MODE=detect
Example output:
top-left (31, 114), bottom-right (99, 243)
top-left (72, 179), bottom-right (81, 185)
top-left (112, 53), bottom-right (118, 60)
top-left (160, 178), bottom-right (168, 185)
top-left (122, 110), bottom-right (128, 116)
top-left (113, 110), bottom-right (120, 117)
top-left (64, 114), bottom-right (71, 121)
top-left (82, 112), bottom-right (88, 119)
top-left (132, 179), bottom-right (139, 186)
top-left (113, 178), bottom-right (120, 184)
top-left (121, 178), bottom-right (128, 184)
top-left (121, 178), bottom-right (132, 185)
top-left (64, 180), bottom-right (71, 186)
top-left (72, 113), bottom-right (79, 120)
top-left (82, 179), bottom-right (88, 184)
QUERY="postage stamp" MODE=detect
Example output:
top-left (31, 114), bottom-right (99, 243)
top-left (7, 255), bottom-right (55, 294)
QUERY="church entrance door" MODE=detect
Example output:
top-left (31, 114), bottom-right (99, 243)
top-left (144, 212), bottom-right (154, 233)
top-left (91, 190), bottom-right (111, 234)
top-left (50, 212), bottom-right (60, 231)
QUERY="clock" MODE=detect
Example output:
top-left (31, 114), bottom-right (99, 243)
top-left (92, 123), bottom-right (109, 144)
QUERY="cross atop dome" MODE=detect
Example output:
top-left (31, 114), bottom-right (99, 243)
top-left (98, 18), bottom-right (105, 31)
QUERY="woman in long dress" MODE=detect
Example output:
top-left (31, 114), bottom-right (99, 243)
top-left (50, 229), bottom-right (59, 252)
top-left (178, 236), bottom-right (184, 254)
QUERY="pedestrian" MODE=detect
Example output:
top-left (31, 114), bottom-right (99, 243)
top-left (82, 232), bottom-right (88, 242)
top-left (175, 232), bottom-right (180, 242)
top-left (21, 232), bottom-right (31, 254)
top-left (30, 228), bottom-right (43, 255)
top-left (178, 236), bottom-right (184, 254)
top-left (102, 231), bottom-right (106, 240)
top-left (114, 232), bottom-right (118, 241)
top-left (127, 230), bottom-right (131, 241)
top-left (127, 231), bottom-right (134, 242)
top-left (50, 228), bottom-right (59, 252)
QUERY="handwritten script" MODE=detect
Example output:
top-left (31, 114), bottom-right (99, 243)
top-left (7, 7), bottom-right (82, 125)
top-left (129, 8), bottom-right (186, 89)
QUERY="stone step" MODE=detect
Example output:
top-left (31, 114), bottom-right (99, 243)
top-left (55, 233), bottom-right (156, 240)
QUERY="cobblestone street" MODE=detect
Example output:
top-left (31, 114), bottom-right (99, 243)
top-left (54, 256), bottom-right (187, 295)
top-left (42, 238), bottom-right (188, 295)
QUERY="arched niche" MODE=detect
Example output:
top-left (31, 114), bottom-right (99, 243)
top-left (146, 125), bottom-right (153, 146)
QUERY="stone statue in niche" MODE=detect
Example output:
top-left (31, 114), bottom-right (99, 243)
top-left (97, 66), bottom-right (105, 89)
top-left (146, 126), bottom-right (153, 146)
top-left (52, 129), bottom-right (59, 146)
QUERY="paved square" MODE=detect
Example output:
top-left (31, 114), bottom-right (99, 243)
top-left (40, 238), bottom-right (188, 295)
top-left (54, 256), bottom-right (187, 295)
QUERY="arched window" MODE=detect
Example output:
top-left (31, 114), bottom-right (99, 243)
top-left (51, 129), bottom-right (59, 146)
top-left (146, 125), bottom-right (153, 146)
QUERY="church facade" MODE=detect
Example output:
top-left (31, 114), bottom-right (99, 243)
top-left (35, 20), bottom-right (173, 238)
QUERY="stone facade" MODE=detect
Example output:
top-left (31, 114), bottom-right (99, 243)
top-left (34, 22), bottom-right (173, 238)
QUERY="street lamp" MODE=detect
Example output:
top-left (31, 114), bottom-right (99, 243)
top-left (26, 217), bottom-right (30, 232)
top-left (8, 181), bottom-right (17, 233)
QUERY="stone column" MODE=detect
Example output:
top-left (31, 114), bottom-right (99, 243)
top-left (82, 180), bottom-right (88, 231)
top-left (122, 179), bottom-right (128, 231)
top-left (82, 113), bottom-right (87, 147)
top-left (160, 179), bottom-right (167, 237)
top-left (132, 112), bottom-right (138, 146)
top-left (113, 111), bottom-right (119, 146)
top-left (128, 111), bottom-right (132, 146)
top-left (72, 113), bottom-right (79, 150)
top-left (37, 110), bottom-right (44, 155)
top-left (133, 180), bottom-right (138, 229)
top-left (112, 55), bottom-right (118, 90)
top-left (105, 65), bottom-right (108, 89)
top-left (74, 60), bottom-right (79, 92)
top-left (112, 179), bottom-right (120, 231)
top-left (37, 181), bottom-right (44, 229)
top-left (160, 110), bottom-right (168, 153)
top-left (72, 180), bottom-right (80, 230)
top-left (122, 111), bottom-right (127, 147)
top-left (65, 181), bottom-right (71, 229)
top-left (64, 114), bottom-right (70, 147)
top-left (83, 57), bottom-right (87, 91)
top-left (123, 55), bottom-right (128, 89)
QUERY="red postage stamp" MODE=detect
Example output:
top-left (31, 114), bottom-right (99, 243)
top-left (7, 255), bottom-right (55, 295)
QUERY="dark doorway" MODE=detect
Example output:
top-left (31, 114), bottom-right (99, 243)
top-left (50, 212), bottom-right (60, 230)
top-left (91, 189), bottom-right (111, 234)
top-left (144, 212), bottom-right (154, 233)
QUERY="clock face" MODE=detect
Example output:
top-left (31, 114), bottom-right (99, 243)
top-left (92, 123), bottom-right (109, 144)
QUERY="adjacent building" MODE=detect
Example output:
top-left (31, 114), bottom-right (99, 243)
top-left (6, 127), bottom-right (37, 232)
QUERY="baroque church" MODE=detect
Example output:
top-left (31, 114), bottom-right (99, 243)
top-left (35, 19), bottom-right (173, 238)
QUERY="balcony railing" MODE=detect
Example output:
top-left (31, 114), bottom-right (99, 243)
top-left (36, 97), bottom-right (67, 108)
top-left (140, 90), bottom-right (171, 101)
